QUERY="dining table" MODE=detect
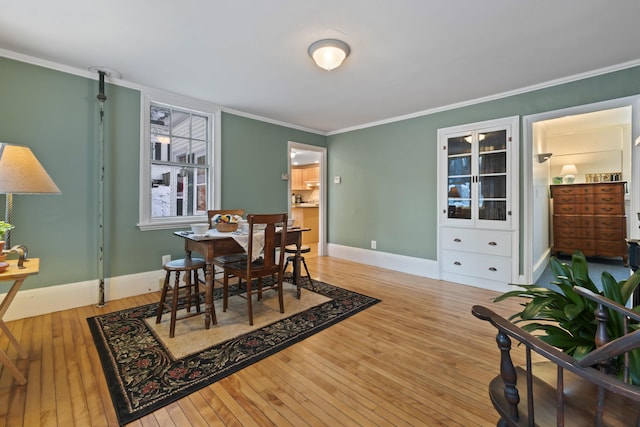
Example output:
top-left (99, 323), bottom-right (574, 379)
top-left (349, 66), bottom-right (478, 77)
top-left (174, 226), bottom-right (310, 329)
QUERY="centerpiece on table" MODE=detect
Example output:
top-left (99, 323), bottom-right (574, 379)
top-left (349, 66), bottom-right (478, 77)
top-left (493, 250), bottom-right (640, 384)
top-left (212, 214), bottom-right (241, 232)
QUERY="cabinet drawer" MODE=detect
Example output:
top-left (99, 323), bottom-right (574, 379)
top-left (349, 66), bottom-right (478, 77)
top-left (553, 215), bottom-right (581, 228)
top-left (592, 217), bottom-right (625, 229)
top-left (552, 185), bottom-right (593, 197)
top-left (554, 204), bottom-right (579, 214)
top-left (595, 240), bottom-right (627, 255)
top-left (594, 229), bottom-right (624, 241)
top-left (593, 193), bottom-right (622, 204)
top-left (441, 249), bottom-right (511, 282)
top-left (441, 228), bottom-right (512, 257)
top-left (554, 238), bottom-right (595, 252)
top-left (591, 204), bottom-right (624, 215)
top-left (592, 183), bottom-right (624, 195)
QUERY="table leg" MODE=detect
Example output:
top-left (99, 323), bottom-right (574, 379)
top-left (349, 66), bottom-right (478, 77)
top-left (204, 262), bottom-right (216, 328)
top-left (293, 235), bottom-right (302, 299)
top-left (0, 278), bottom-right (28, 384)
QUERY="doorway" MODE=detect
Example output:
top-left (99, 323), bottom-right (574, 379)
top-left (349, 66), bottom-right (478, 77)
top-left (523, 96), bottom-right (640, 284)
top-left (288, 141), bottom-right (327, 256)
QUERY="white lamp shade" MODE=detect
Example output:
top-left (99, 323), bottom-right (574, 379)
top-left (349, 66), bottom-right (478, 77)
top-left (0, 143), bottom-right (60, 194)
top-left (309, 39), bottom-right (350, 71)
top-left (560, 164), bottom-right (578, 176)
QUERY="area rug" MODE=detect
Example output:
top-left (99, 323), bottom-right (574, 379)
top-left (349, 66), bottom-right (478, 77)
top-left (87, 278), bottom-right (380, 426)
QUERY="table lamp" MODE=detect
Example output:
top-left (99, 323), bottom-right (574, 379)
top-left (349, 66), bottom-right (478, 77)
top-left (560, 164), bottom-right (578, 184)
top-left (0, 143), bottom-right (61, 247)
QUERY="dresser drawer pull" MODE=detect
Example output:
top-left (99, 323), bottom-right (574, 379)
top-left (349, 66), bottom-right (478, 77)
top-left (489, 267), bottom-right (497, 271)
top-left (453, 238), bottom-right (462, 243)
top-left (601, 197), bottom-right (614, 202)
top-left (488, 241), bottom-right (497, 246)
top-left (454, 261), bottom-right (461, 266)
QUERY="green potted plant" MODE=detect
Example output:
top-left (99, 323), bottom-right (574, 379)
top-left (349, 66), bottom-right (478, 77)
top-left (0, 221), bottom-right (13, 242)
top-left (494, 250), bottom-right (640, 384)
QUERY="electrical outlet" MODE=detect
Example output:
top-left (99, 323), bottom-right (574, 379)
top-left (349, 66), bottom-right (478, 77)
top-left (371, 240), bottom-right (377, 249)
top-left (162, 254), bottom-right (171, 265)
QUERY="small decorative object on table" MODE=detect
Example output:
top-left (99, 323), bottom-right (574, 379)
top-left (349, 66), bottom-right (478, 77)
top-left (212, 213), bottom-right (240, 232)
top-left (216, 222), bottom-right (238, 232)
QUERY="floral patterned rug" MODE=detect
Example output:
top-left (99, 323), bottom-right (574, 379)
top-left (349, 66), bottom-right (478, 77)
top-left (87, 279), bottom-right (380, 426)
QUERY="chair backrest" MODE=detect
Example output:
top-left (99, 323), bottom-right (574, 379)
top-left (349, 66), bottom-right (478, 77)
top-left (207, 209), bottom-right (245, 228)
top-left (246, 213), bottom-right (287, 275)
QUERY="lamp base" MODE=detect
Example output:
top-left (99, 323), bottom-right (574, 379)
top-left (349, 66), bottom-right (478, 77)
top-left (563, 175), bottom-right (575, 184)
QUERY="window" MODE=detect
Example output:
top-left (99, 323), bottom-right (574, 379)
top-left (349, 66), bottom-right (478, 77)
top-left (139, 91), bottom-right (221, 230)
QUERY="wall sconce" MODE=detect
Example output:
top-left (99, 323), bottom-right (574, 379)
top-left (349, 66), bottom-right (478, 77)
top-left (560, 164), bottom-right (578, 184)
top-left (538, 153), bottom-right (553, 163)
top-left (308, 39), bottom-right (350, 71)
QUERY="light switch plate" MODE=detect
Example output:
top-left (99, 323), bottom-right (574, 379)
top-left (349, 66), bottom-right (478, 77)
top-left (334, 176), bottom-right (341, 184)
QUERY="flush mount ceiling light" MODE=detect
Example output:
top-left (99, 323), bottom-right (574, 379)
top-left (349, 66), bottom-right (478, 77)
top-left (308, 39), bottom-right (350, 71)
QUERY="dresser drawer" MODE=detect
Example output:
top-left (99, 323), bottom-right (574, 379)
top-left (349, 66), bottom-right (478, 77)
top-left (553, 215), bottom-right (581, 228)
top-left (554, 238), bottom-right (595, 252)
top-left (441, 227), bottom-right (512, 257)
top-left (592, 216), bottom-right (625, 229)
top-left (552, 185), bottom-right (593, 197)
top-left (591, 204), bottom-right (624, 215)
top-left (441, 249), bottom-right (511, 282)
top-left (554, 204), bottom-right (579, 214)
top-left (594, 229), bottom-right (625, 241)
top-left (554, 195), bottom-right (593, 204)
top-left (592, 183), bottom-right (624, 195)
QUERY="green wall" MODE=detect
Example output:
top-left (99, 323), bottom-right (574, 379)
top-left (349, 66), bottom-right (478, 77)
top-left (327, 66), bottom-right (640, 261)
top-left (0, 57), bottom-right (325, 291)
top-left (3, 54), bottom-right (640, 291)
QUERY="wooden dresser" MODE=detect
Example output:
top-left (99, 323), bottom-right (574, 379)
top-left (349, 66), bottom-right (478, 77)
top-left (551, 182), bottom-right (627, 264)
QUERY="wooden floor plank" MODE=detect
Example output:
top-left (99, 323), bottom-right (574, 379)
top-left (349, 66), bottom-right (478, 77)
top-left (0, 255), bottom-right (533, 426)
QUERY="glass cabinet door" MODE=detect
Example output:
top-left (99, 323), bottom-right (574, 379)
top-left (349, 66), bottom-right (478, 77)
top-left (478, 130), bottom-right (507, 221)
top-left (443, 126), bottom-right (511, 227)
top-left (446, 134), bottom-right (472, 220)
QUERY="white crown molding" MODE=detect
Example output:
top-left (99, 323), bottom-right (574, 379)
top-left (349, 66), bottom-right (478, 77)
top-left (3, 47), bottom-right (640, 139)
top-left (327, 59), bottom-right (640, 136)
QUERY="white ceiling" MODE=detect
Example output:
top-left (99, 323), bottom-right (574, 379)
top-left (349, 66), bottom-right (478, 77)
top-left (2, 1), bottom-right (640, 134)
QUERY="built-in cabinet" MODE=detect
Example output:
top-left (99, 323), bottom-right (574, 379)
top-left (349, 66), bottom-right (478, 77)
top-left (551, 182), bottom-right (627, 264)
top-left (291, 165), bottom-right (319, 190)
top-left (438, 116), bottom-right (519, 291)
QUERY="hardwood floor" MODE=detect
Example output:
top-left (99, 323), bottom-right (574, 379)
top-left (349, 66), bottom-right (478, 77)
top-left (0, 255), bottom-right (527, 426)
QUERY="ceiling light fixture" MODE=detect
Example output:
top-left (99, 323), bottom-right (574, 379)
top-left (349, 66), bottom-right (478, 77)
top-left (308, 39), bottom-right (350, 71)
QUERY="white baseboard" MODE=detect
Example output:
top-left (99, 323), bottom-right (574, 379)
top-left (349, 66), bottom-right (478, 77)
top-left (327, 244), bottom-right (439, 278)
top-left (1, 269), bottom-right (166, 322)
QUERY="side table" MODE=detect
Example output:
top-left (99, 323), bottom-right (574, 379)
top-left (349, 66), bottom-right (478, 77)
top-left (0, 258), bottom-right (40, 385)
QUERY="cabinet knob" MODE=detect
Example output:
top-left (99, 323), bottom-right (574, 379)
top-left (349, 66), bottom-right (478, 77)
top-left (488, 241), bottom-right (497, 246)
top-left (453, 238), bottom-right (462, 243)
top-left (454, 261), bottom-right (462, 266)
top-left (489, 267), bottom-right (497, 271)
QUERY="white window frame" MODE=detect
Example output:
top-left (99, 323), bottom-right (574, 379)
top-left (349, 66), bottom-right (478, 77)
top-left (138, 89), bottom-right (221, 230)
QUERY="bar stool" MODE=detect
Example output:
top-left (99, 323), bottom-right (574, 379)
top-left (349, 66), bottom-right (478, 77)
top-left (283, 244), bottom-right (314, 291)
top-left (156, 257), bottom-right (209, 338)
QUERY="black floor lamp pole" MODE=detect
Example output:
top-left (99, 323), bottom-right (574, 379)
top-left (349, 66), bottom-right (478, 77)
top-left (96, 70), bottom-right (107, 308)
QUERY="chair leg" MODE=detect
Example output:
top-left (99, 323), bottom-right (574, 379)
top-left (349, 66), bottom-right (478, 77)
top-left (193, 269), bottom-right (202, 313)
top-left (169, 271), bottom-right (181, 338)
top-left (156, 271), bottom-right (171, 324)
top-left (247, 278), bottom-right (254, 326)
top-left (223, 271), bottom-right (229, 312)
top-left (301, 257), bottom-right (315, 290)
top-left (277, 273), bottom-right (285, 314)
top-left (185, 270), bottom-right (192, 313)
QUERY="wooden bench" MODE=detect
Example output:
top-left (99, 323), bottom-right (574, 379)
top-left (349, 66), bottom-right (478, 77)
top-left (473, 286), bottom-right (640, 426)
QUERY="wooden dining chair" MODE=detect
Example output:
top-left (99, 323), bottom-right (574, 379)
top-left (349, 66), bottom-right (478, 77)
top-left (208, 209), bottom-right (247, 287)
top-left (222, 213), bottom-right (288, 325)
